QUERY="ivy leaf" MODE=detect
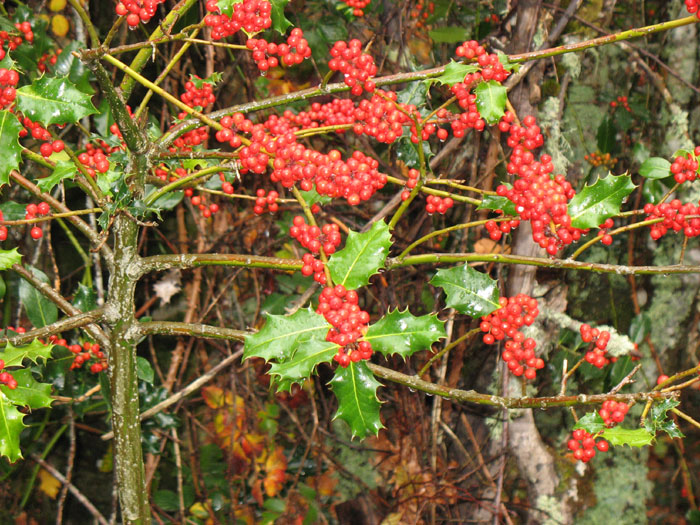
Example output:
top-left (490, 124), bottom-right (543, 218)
top-left (567, 173), bottom-right (636, 229)
top-left (0, 248), bottom-right (21, 270)
top-left (328, 220), bottom-right (392, 290)
top-left (601, 427), bottom-right (654, 447)
top-left (0, 110), bottom-right (23, 186)
top-left (16, 75), bottom-right (97, 126)
top-left (430, 265), bottom-right (500, 317)
top-left (19, 266), bottom-right (58, 328)
top-left (425, 60), bottom-right (479, 87)
top-left (0, 369), bottom-right (53, 410)
top-left (37, 160), bottom-right (77, 193)
top-left (267, 337), bottom-right (338, 392)
top-left (573, 411), bottom-right (606, 434)
top-left (428, 26), bottom-right (470, 44)
top-left (329, 361), bottom-right (384, 439)
top-left (243, 308), bottom-right (329, 363)
top-left (474, 80), bottom-right (507, 125)
top-left (0, 393), bottom-right (25, 462)
top-left (477, 194), bottom-right (517, 216)
top-left (270, 0), bottom-right (292, 34)
top-left (0, 340), bottom-right (54, 368)
top-left (639, 157), bottom-right (671, 179)
top-left (365, 309), bottom-right (446, 359)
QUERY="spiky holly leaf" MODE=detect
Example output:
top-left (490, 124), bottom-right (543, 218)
top-left (568, 173), bottom-right (635, 229)
top-left (267, 337), bottom-right (338, 392)
top-left (243, 308), bottom-right (329, 363)
top-left (601, 427), bottom-right (654, 447)
top-left (19, 266), bottom-right (58, 328)
top-left (189, 72), bottom-right (223, 89)
top-left (0, 340), bottom-right (54, 368)
top-left (573, 411), bottom-right (606, 434)
top-left (0, 393), bottom-right (24, 462)
top-left (365, 309), bottom-right (446, 359)
top-left (477, 193), bottom-right (517, 216)
top-left (425, 60), bottom-right (478, 87)
top-left (658, 419), bottom-right (684, 439)
top-left (430, 265), bottom-right (500, 317)
top-left (328, 220), bottom-right (392, 290)
top-left (0, 110), bottom-right (23, 186)
top-left (0, 248), bottom-right (21, 270)
top-left (37, 160), bottom-right (76, 193)
top-left (270, 0), bottom-right (292, 34)
top-left (329, 361), bottom-right (383, 439)
top-left (639, 157), bottom-right (671, 179)
top-left (16, 75), bottom-right (97, 126)
top-left (474, 80), bottom-right (507, 124)
top-left (0, 369), bottom-right (53, 410)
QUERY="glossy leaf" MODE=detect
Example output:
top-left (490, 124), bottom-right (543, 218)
top-left (0, 340), bottom-right (54, 368)
top-left (0, 110), bottom-right (23, 185)
top-left (596, 116), bottom-right (618, 155)
top-left (601, 427), bottom-right (654, 447)
top-left (37, 160), bottom-right (77, 193)
top-left (270, 0), bottom-right (292, 34)
top-left (16, 75), bottom-right (97, 126)
top-left (0, 393), bottom-right (24, 462)
top-left (573, 411), bottom-right (606, 434)
top-left (0, 248), bottom-right (21, 270)
top-left (216, 0), bottom-right (241, 17)
top-left (430, 265), bottom-right (500, 317)
top-left (136, 357), bottom-right (154, 384)
top-left (425, 60), bottom-right (478, 87)
top-left (477, 194), bottom-right (517, 216)
top-left (657, 419), bottom-right (684, 439)
top-left (328, 220), bottom-right (392, 290)
top-left (19, 266), bottom-right (58, 328)
top-left (365, 309), bottom-right (446, 359)
top-left (243, 307), bottom-right (329, 363)
top-left (0, 369), bottom-right (53, 410)
top-left (72, 283), bottom-right (97, 313)
top-left (639, 157), bottom-right (671, 179)
top-left (567, 173), bottom-right (635, 229)
top-left (428, 26), bottom-right (470, 43)
top-left (474, 80), bottom-right (507, 124)
top-left (267, 337), bottom-right (338, 392)
top-left (329, 360), bottom-right (384, 439)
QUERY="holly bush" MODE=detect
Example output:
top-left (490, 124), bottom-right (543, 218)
top-left (1, 0), bottom-right (700, 523)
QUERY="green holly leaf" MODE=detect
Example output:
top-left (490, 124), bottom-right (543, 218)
top-left (0, 369), bottom-right (53, 410)
top-left (0, 110), bottom-right (23, 186)
top-left (573, 411), bottom-right (606, 434)
top-left (567, 173), bottom-right (636, 229)
top-left (601, 427), bottom-right (654, 447)
top-left (329, 361), bottom-right (384, 439)
top-left (430, 265), bottom-right (500, 317)
top-left (639, 157), bottom-right (671, 179)
top-left (658, 419), bottom-right (684, 439)
top-left (243, 307), bottom-right (329, 362)
top-left (16, 75), bottom-right (97, 126)
top-left (0, 248), bottom-right (21, 271)
top-left (0, 393), bottom-right (25, 462)
top-left (19, 266), bottom-right (58, 328)
top-left (270, 0), bottom-right (292, 34)
top-left (477, 193), bottom-right (517, 216)
top-left (37, 160), bottom-right (77, 193)
top-left (216, 0), bottom-right (242, 17)
top-left (425, 60), bottom-right (479, 87)
top-left (0, 340), bottom-right (54, 368)
top-left (267, 337), bottom-right (338, 392)
top-left (328, 220), bottom-right (392, 290)
top-left (189, 72), bottom-right (223, 89)
top-left (365, 309), bottom-right (446, 359)
top-left (474, 80), bottom-right (507, 125)
top-left (428, 26), bottom-right (471, 44)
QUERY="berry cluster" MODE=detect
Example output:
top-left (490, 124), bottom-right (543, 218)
top-left (599, 400), bottom-right (629, 428)
top-left (246, 28), bottom-right (311, 71)
top-left (580, 324), bottom-right (611, 368)
top-left (115, 0), bottom-right (166, 27)
top-left (567, 429), bottom-right (608, 462)
top-left (425, 194), bottom-right (454, 214)
top-left (253, 189), bottom-right (279, 215)
top-left (39, 139), bottom-right (65, 158)
top-left (20, 117), bottom-right (51, 142)
top-left (0, 360), bottom-right (17, 390)
top-left (686, 0), bottom-right (700, 18)
top-left (301, 253), bottom-right (326, 284)
top-left (485, 218), bottom-right (521, 241)
top-left (643, 199), bottom-right (700, 240)
top-left (480, 294), bottom-right (544, 380)
top-left (78, 143), bottom-right (111, 177)
top-left (597, 218), bottom-right (614, 246)
top-left (0, 68), bottom-right (18, 109)
top-left (38, 49), bottom-right (60, 73)
top-left (670, 147), bottom-right (700, 184)
top-left (204, 0), bottom-right (272, 40)
top-left (610, 95), bottom-right (631, 112)
top-left (340, 0), bottom-right (371, 16)
top-left (584, 151), bottom-right (617, 168)
top-left (450, 83), bottom-right (485, 134)
top-left (0, 210), bottom-right (7, 241)
top-left (290, 216), bottom-right (341, 255)
top-left (317, 285), bottom-right (372, 367)
top-left (60, 340), bottom-right (107, 373)
top-left (0, 23), bottom-right (33, 61)
top-left (329, 40), bottom-right (378, 96)
top-left (180, 77), bottom-right (216, 108)
top-left (184, 188), bottom-right (220, 218)
top-left (25, 201), bottom-right (51, 240)
top-left (455, 40), bottom-right (509, 82)
top-left (410, 0), bottom-right (435, 27)
top-left (170, 111), bottom-right (209, 151)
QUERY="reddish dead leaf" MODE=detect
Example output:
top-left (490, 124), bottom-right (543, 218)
top-left (263, 447), bottom-right (288, 497)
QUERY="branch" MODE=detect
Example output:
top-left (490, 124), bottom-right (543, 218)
top-left (137, 321), bottom-right (247, 341)
top-left (0, 307), bottom-right (106, 347)
top-left (137, 253), bottom-right (303, 277)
